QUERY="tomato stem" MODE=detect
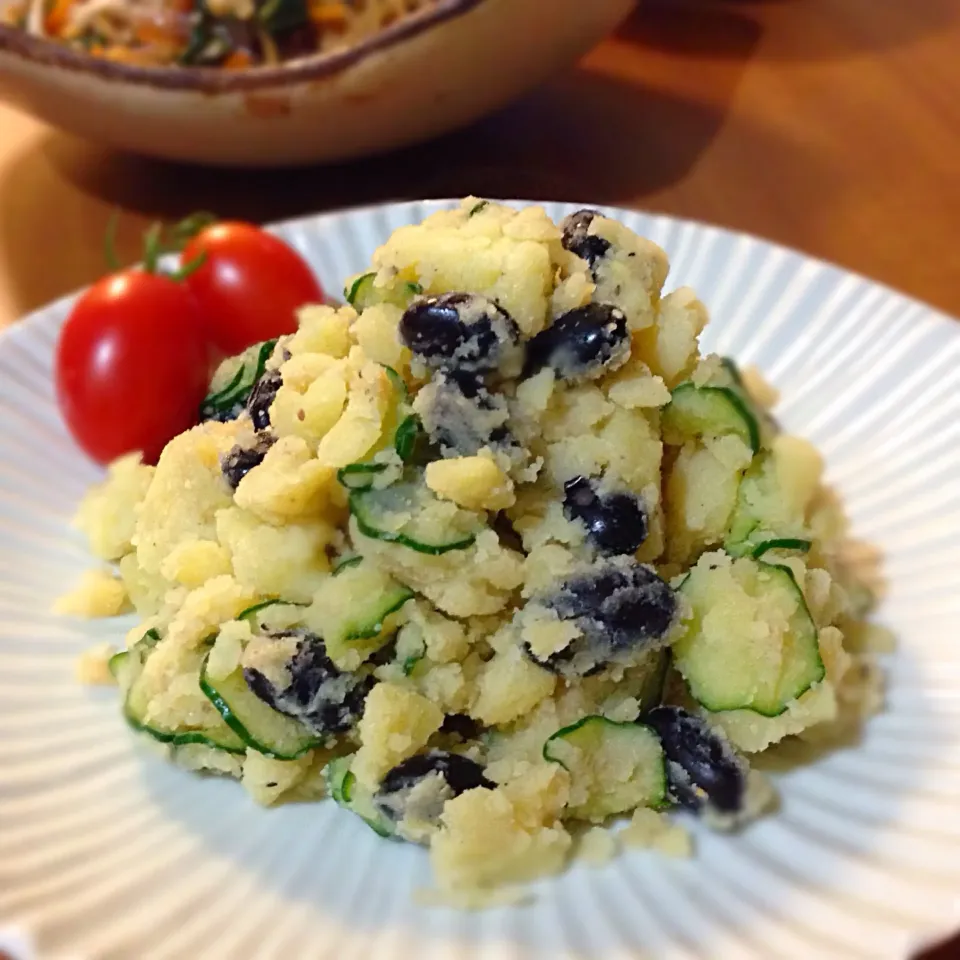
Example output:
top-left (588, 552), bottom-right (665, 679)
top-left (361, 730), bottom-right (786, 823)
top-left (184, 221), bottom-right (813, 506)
top-left (142, 222), bottom-right (164, 274)
top-left (170, 251), bottom-right (208, 282)
top-left (170, 212), bottom-right (217, 248)
top-left (102, 210), bottom-right (219, 279)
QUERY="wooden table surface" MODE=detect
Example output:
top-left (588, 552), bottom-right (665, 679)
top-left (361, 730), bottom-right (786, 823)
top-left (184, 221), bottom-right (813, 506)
top-left (0, 0), bottom-right (958, 954)
top-left (0, 0), bottom-right (958, 329)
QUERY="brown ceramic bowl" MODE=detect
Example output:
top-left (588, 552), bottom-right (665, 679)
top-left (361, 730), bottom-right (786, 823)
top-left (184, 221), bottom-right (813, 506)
top-left (0, 0), bottom-right (634, 167)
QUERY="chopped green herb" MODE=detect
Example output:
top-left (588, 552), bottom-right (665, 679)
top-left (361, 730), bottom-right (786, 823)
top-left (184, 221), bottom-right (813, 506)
top-left (259, 0), bottom-right (309, 33)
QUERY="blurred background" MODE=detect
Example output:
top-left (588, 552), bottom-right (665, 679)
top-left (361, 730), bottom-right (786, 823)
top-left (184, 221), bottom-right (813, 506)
top-left (0, 0), bottom-right (956, 331)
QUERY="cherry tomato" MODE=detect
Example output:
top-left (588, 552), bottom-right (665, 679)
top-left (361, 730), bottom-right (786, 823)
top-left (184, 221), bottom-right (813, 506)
top-left (182, 222), bottom-right (323, 356)
top-left (56, 271), bottom-right (209, 465)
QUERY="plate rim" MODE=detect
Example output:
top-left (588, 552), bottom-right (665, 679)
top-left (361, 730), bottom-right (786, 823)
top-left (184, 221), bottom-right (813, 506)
top-left (2, 197), bottom-right (958, 959)
top-left (3, 198), bottom-right (957, 351)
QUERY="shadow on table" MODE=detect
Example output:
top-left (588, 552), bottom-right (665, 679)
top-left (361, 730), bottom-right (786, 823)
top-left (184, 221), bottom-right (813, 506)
top-left (625, 0), bottom-right (956, 60)
top-left (0, 0), bottom-right (771, 317)
top-left (0, 62), bottom-right (757, 317)
top-left (47, 70), bottom-right (733, 214)
top-left (618, 0), bottom-right (765, 59)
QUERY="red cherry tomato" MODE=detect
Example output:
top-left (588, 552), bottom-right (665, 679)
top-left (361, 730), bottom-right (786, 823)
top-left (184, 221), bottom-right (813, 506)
top-left (182, 222), bottom-right (323, 357)
top-left (55, 271), bottom-right (209, 465)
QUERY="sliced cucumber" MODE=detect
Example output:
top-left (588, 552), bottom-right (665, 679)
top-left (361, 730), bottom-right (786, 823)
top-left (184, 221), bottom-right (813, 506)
top-left (199, 656), bottom-right (321, 760)
top-left (725, 453), bottom-right (808, 556)
top-left (543, 715), bottom-right (667, 820)
top-left (310, 559), bottom-right (414, 666)
top-left (337, 462), bottom-right (388, 491)
top-left (109, 650), bottom-right (134, 684)
top-left (345, 272), bottom-right (375, 308)
top-left (332, 555), bottom-right (364, 575)
top-left (344, 273), bottom-right (422, 312)
top-left (672, 557), bottom-right (824, 717)
top-left (336, 366), bottom-right (422, 487)
top-left (636, 649), bottom-right (670, 710)
top-left (324, 756), bottom-right (395, 837)
top-left (382, 365), bottom-right (409, 401)
top-left (719, 356), bottom-right (745, 388)
top-left (350, 471), bottom-right (479, 555)
top-left (662, 382), bottom-right (760, 454)
top-left (121, 647), bottom-right (246, 755)
top-left (200, 338), bottom-right (277, 421)
top-left (109, 627), bottom-right (160, 680)
top-left (751, 538), bottom-right (811, 560)
top-left (237, 599), bottom-right (303, 624)
top-left (395, 623), bottom-right (427, 677)
top-left (326, 755), bottom-right (352, 803)
top-left (380, 366), bottom-right (424, 463)
top-left (123, 702), bottom-right (247, 755)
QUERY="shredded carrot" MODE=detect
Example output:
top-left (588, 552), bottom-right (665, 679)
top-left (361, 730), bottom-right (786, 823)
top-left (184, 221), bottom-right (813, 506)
top-left (309, 1), bottom-right (349, 28)
top-left (44, 0), bottom-right (75, 36)
top-left (223, 49), bottom-right (254, 69)
top-left (134, 22), bottom-right (178, 45)
top-left (100, 43), bottom-right (173, 65)
top-left (100, 46), bottom-right (138, 62)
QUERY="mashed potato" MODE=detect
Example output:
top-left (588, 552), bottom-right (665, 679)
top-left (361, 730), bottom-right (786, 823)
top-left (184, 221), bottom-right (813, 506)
top-left (64, 199), bottom-right (884, 897)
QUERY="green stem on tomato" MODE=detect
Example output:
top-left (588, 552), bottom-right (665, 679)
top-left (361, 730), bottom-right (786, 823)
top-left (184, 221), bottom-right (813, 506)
top-left (142, 222), bottom-right (164, 274)
top-left (103, 211), bottom-right (218, 279)
top-left (170, 212), bottom-right (218, 248)
top-left (170, 251), bottom-right (208, 282)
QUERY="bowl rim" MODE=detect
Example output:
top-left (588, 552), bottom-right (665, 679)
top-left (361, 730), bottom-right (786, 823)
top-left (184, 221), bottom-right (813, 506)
top-left (0, 0), bottom-right (485, 93)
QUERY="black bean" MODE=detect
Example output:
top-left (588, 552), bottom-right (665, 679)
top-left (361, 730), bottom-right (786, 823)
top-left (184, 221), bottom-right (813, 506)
top-left (374, 750), bottom-right (494, 825)
top-left (524, 303), bottom-right (629, 382)
top-left (221, 433), bottom-right (276, 490)
top-left (448, 369), bottom-right (483, 399)
top-left (526, 559), bottom-right (676, 678)
top-left (644, 706), bottom-right (748, 814)
top-left (382, 751), bottom-right (493, 795)
top-left (439, 713), bottom-right (483, 741)
top-left (367, 640), bottom-right (398, 668)
top-left (563, 476), bottom-right (648, 555)
top-left (244, 632), bottom-right (372, 738)
top-left (247, 369), bottom-right (283, 431)
top-left (491, 512), bottom-right (525, 554)
top-left (200, 399), bottom-right (246, 425)
top-left (414, 370), bottom-right (513, 458)
top-left (399, 293), bottom-right (520, 373)
top-left (561, 209), bottom-right (611, 267)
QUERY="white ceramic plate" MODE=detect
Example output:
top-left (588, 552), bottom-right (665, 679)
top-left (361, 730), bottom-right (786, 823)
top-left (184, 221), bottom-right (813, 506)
top-left (1, 201), bottom-right (959, 960)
